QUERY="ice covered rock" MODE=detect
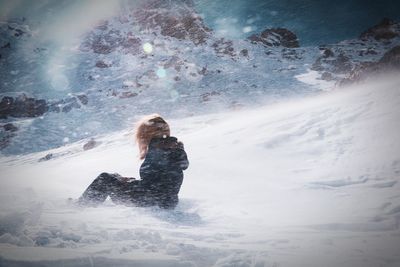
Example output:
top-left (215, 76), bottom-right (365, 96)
top-left (360, 18), bottom-right (400, 41)
top-left (379, 45), bottom-right (400, 68)
top-left (211, 38), bottom-right (236, 57)
top-left (281, 48), bottom-right (304, 60)
top-left (83, 138), bottom-right (98, 151)
top-left (248, 27), bottom-right (300, 48)
top-left (95, 60), bottom-right (111, 68)
top-left (340, 45), bottom-right (400, 85)
top-left (38, 153), bottom-right (53, 162)
top-left (47, 94), bottom-right (88, 113)
top-left (132, 0), bottom-right (211, 45)
top-left (118, 91), bottom-right (138, 99)
top-left (0, 94), bottom-right (48, 119)
top-left (82, 0), bottom-right (211, 56)
top-left (310, 19), bottom-right (400, 85)
top-left (76, 94), bottom-right (89, 105)
top-left (312, 48), bottom-right (353, 74)
top-left (81, 19), bottom-right (142, 55)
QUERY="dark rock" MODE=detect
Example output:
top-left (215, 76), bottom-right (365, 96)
top-left (0, 95), bottom-right (48, 119)
top-left (3, 123), bottom-right (18, 132)
top-left (95, 60), bottom-right (111, 68)
top-left (212, 38), bottom-right (236, 57)
top-left (339, 46), bottom-right (400, 86)
top-left (239, 49), bottom-right (249, 57)
top-left (311, 50), bottom-right (353, 74)
top-left (62, 98), bottom-right (81, 113)
top-left (39, 153), bottom-right (53, 162)
top-left (14, 28), bottom-right (24, 37)
top-left (121, 36), bottom-right (142, 55)
top-left (248, 28), bottom-right (299, 48)
top-left (322, 48), bottom-right (335, 58)
top-left (132, 0), bottom-right (211, 45)
top-left (119, 91), bottom-right (138, 98)
top-left (76, 94), bottom-right (89, 105)
top-left (360, 18), bottom-right (400, 41)
top-left (379, 45), bottom-right (400, 68)
top-left (200, 91), bottom-right (220, 102)
top-left (92, 39), bottom-right (114, 54)
top-left (83, 139), bottom-right (97, 151)
top-left (198, 66), bottom-right (207, 75)
top-left (281, 48), bottom-right (303, 60)
top-left (1, 42), bottom-right (11, 49)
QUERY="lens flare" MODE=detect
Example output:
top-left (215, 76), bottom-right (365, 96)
top-left (156, 68), bottom-right (166, 78)
top-left (143, 42), bottom-right (153, 54)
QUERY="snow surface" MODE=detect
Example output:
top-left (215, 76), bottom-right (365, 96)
top-left (1, 76), bottom-right (400, 267)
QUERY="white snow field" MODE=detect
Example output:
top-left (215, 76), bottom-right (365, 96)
top-left (1, 76), bottom-right (400, 267)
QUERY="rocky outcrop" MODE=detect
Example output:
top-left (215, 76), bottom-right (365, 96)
top-left (281, 48), bottom-right (304, 60)
top-left (83, 0), bottom-right (211, 55)
top-left (132, 0), bottom-right (211, 45)
top-left (248, 28), bottom-right (299, 48)
top-left (310, 18), bottom-right (400, 85)
top-left (311, 48), bottom-right (353, 74)
top-left (340, 45), bottom-right (400, 85)
top-left (0, 93), bottom-right (89, 119)
top-left (81, 19), bottom-right (142, 55)
top-left (90, 29), bottom-right (135, 55)
top-left (83, 138), bottom-right (98, 151)
top-left (360, 18), bottom-right (400, 41)
top-left (0, 94), bottom-right (48, 119)
top-left (48, 94), bottom-right (89, 113)
top-left (95, 60), bottom-right (111, 68)
top-left (379, 45), bottom-right (400, 68)
top-left (38, 153), bottom-right (53, 162)
top-left (212, 38), bottom-right (236, 57)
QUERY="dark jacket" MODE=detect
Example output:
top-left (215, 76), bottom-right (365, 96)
top-left (137, 136), bottom-right (189, 208)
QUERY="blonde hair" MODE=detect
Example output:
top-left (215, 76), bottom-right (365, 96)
top-left (135, 114), bottom-right (170, 159)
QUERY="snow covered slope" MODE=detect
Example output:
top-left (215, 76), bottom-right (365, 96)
top-left (1, 75), bottom-right (399, 267)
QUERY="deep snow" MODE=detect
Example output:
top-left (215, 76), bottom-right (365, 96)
top-left (1, 75), bottom-right (400, 267)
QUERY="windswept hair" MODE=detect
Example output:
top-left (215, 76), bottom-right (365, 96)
top-left (135, 114), bottom-right (170, 159)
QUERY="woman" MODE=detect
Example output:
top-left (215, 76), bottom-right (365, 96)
top-left (78, 114), bottom-right (189, 209)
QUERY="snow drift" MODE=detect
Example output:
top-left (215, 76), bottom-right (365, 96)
top-left (1, 76), bottom-right (399, 267)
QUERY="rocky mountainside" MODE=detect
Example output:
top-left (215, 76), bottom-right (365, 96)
top-left (311, 18), bottom-right (400, 85)
top-left (0, 0), bottom-right (399, 154)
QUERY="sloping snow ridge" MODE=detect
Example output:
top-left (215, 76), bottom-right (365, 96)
top-left (1, 76), bottom-right (399, 267)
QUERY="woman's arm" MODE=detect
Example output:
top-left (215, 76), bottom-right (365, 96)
top-left (173, 142), bottom-right (189, 170)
